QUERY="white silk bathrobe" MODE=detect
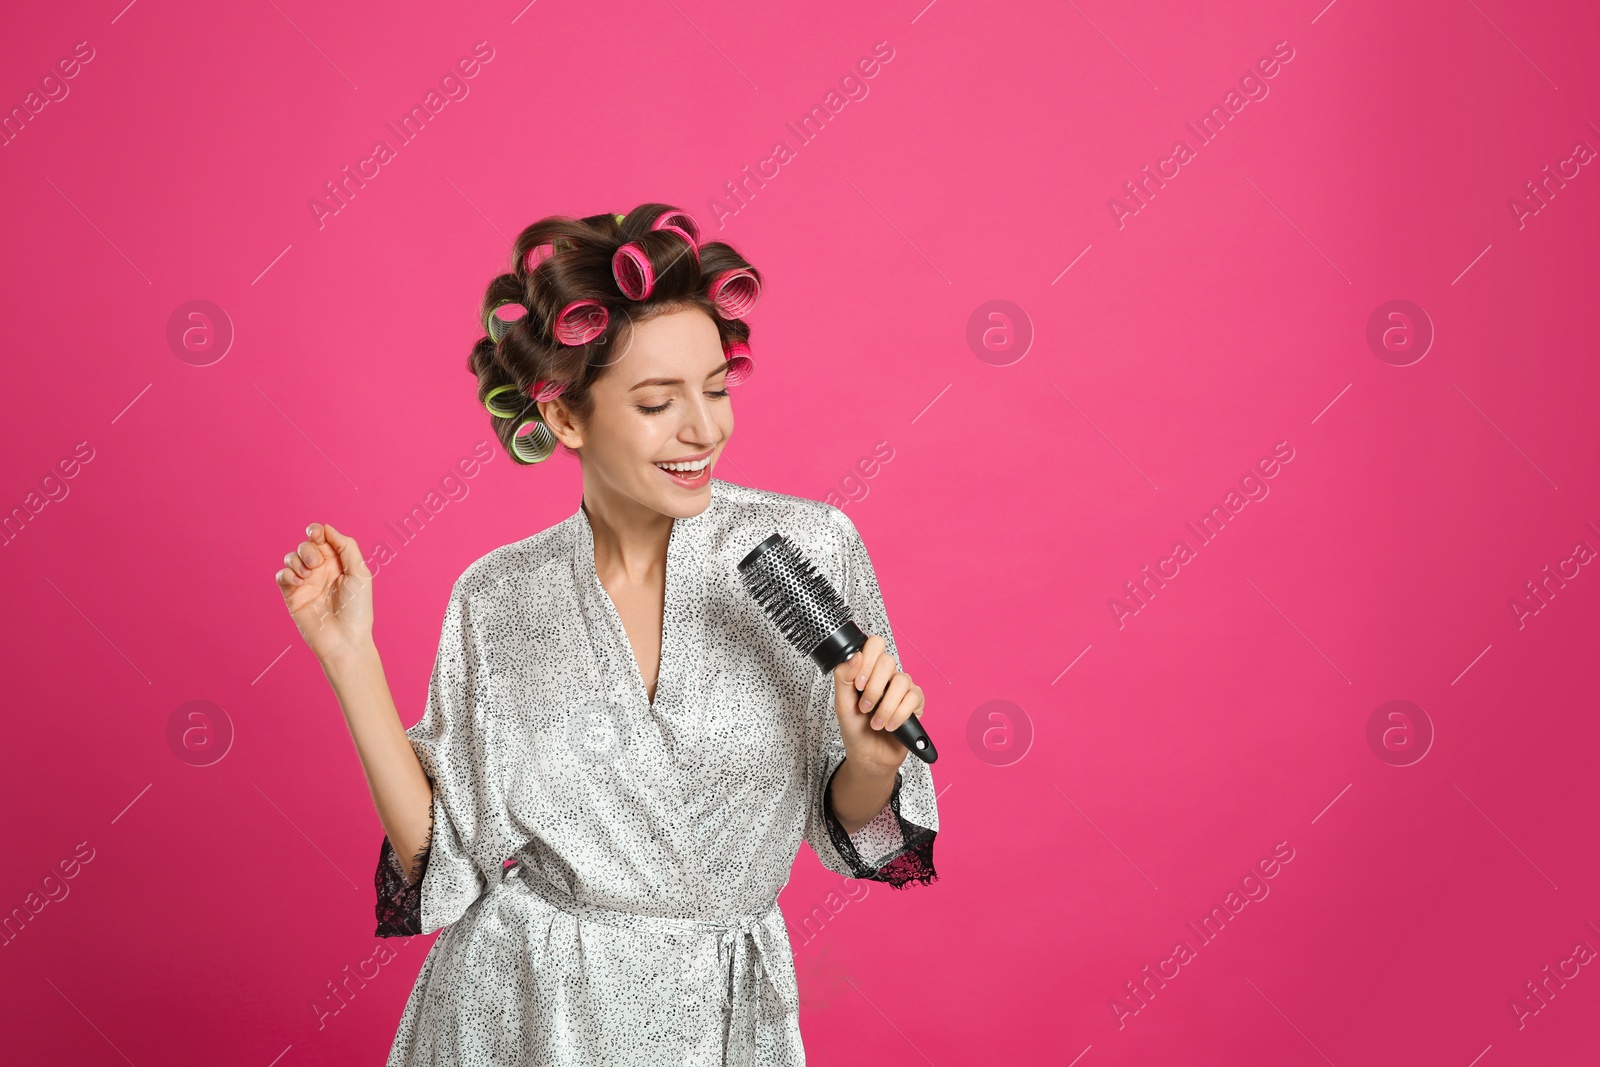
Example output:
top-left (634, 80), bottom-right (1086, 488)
top-left (374, 478), bottom-right (940, 1066)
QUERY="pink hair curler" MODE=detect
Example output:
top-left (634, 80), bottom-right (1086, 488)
top-left (723, 340), bottom-right (755, 386)
top-left (528, 379), bottom-right (567, 403)
top-left (523, 242), bottom-right (556, 275)
top-left (651, 211), bottom-right (702, 263)
top-left (654, 224), bottom-right (700, 263)
top-left (652, 211), bottom-right (702, 246)
top-left (553, 300), bottom-right (609, 346)
top-left (487, 301), bottom-right (528, 343)
top-left (708, 268), bottom-right (762, 320)
top-left (612, 244), bottom-right (655, 300)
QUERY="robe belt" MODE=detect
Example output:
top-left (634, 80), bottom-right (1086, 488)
top-left (509, 866), bottom-right (801, 1030)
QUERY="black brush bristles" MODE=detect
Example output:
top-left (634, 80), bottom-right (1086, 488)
top-left (737, 532), bottom-right (852, 658)
top-left (738, 528), bottom-right (939, 763)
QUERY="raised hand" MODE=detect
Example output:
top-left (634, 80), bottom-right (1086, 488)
top-left (831, 633), bottom-right (926, 772)
top-left (275, 522), bottom-right (375, 663)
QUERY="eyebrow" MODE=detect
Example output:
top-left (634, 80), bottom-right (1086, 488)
top-left (628, 364), bottom-right (730, 390)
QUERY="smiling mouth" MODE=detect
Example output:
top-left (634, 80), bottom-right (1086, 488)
top-left (653, 450), bottom-right (714, 485)
top-left (655, 456), bottom-right (710, 472)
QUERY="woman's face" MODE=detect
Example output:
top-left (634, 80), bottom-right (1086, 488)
top-left (545, 304), bottom-right (734, 518)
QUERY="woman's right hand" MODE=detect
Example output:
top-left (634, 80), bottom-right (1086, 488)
top-left (276, 522), bottom-right (374, 663)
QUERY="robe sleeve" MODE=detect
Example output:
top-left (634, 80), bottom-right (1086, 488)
top-left (802, 506), bottom-right (940, 888)
top-left (375, 575), bottom-right (522, 937)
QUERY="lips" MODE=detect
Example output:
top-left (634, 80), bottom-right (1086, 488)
top-left (654, 447), bottom-right (714, 467)
top-left (653, 448), bottom-right (715, 486)
top-left (654, 463), bottom-right (711, 487)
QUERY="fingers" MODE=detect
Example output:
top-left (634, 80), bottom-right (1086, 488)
top-left (844, 635), bottom-right (928, 732)
top-left (866, 671), bottom-right (913, 729)
top-left (859, 649), bottom-right (897, 714)
top-left (284, 522), bottom-right (370, 582)
top-left (285, 544), bottom-right (315, 579)
top-left (852, 634), bottom-right (886, 692)
top-left (319, 522), bottom-right (372, 580)
top-left (833, 653), bottom-right (861, 697)
top-left (277, 522), bottom-right (360, 598)
top-left (278, 522), bottom-right (339, 593)
top-left (880, 682), bottom-right (925, 733)
top-left (833, 639), bottom-right (879, 698)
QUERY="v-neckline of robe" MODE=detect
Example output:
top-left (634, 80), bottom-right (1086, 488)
top-left (573, 485), bottom-right (715, 713)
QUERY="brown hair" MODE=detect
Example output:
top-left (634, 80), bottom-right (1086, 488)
top-left (466, 203), bottom-right (761, 464)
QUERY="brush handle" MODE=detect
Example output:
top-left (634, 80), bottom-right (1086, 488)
top-left (816, 620), bottom-right (939, 765)
top-left (892, 712), bottom-right (938, 765)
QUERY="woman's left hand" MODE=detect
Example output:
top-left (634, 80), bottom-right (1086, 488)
top-left (832, 634), bottom-right (926, 771)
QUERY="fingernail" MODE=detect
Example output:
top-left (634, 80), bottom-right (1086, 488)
top-left (855, 676), bottom-right (865, 690)
top-left (871, 717), bottom-right (883, 729)
top-left (306, 524), bottom-right (317, 536)
top-left (861, 699), bottom-right (873, 712)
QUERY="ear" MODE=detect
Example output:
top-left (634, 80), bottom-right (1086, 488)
top-left (539, 397), bottom-right (584, 449)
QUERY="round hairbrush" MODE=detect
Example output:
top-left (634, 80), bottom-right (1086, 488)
top-left (738, 531), bottom-right (938, 764)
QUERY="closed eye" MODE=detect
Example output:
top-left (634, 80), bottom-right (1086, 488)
top-left (637, 389), bottom-right (730, 415)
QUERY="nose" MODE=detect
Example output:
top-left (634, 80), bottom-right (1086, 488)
top-left (680, 390), bottom-right (720, 446)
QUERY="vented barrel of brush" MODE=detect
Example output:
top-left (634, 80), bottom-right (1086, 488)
top-left (738, 531), bottom-right (939, 763)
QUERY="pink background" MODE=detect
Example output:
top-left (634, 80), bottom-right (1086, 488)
top-left (4, 0), bottom-right (1599, 1063)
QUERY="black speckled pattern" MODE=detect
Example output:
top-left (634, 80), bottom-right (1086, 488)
top-left (375, 478), bottom-right (940, 1066)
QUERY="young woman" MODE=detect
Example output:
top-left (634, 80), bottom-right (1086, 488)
top-left (275, 204), bottom-right (939, 1066)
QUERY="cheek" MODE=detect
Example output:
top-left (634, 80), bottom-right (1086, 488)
top-left (592, 400), bottom-right (652, 450)
top-left (631, 416), bottom-right (685, 468)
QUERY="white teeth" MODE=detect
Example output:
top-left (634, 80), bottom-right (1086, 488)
top-left (655, 456), bottom-right (711, 473)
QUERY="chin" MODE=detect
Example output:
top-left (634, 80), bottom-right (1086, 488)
top-left (646, 463), bottom-right (715, 516)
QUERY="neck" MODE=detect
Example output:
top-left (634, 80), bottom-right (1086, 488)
top-left (581, 480), bottom-right (675, 582)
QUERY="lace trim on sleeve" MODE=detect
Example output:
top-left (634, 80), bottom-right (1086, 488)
top-left (823, 761), bottom-right (938, 889)
top-left (374, 811), bottom-right (434, 938)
